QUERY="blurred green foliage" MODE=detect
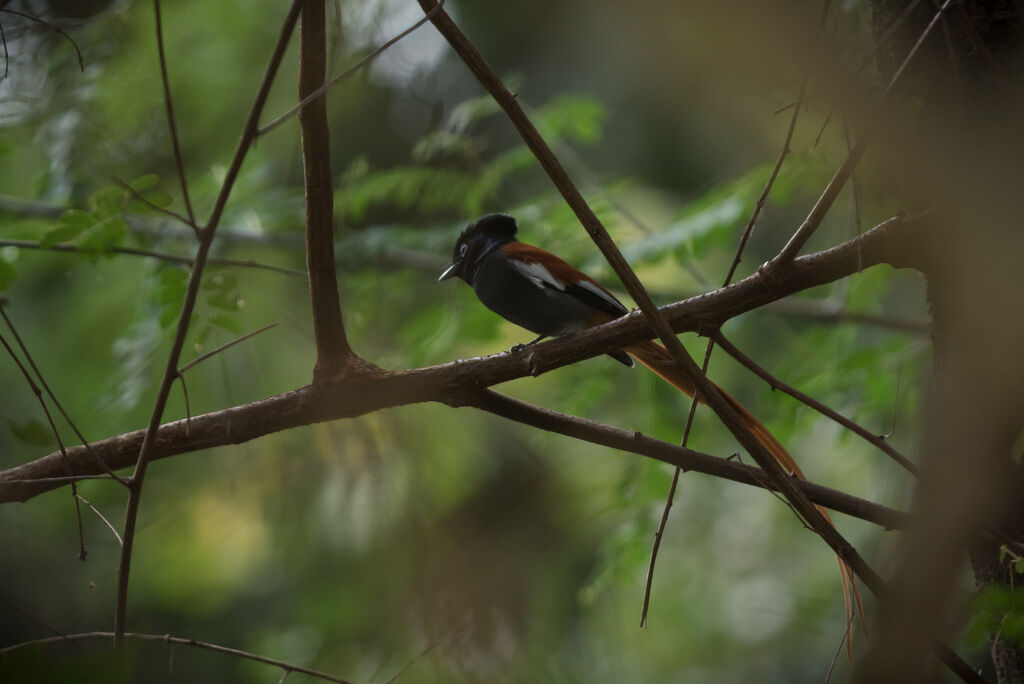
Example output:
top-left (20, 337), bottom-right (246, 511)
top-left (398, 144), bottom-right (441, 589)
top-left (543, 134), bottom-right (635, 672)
top-left (0, 1), bottom-right (985, 683)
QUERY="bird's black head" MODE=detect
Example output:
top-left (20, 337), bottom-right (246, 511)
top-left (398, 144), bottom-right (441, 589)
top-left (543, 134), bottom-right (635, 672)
top-left (438, 213), bottom-right (518, 283)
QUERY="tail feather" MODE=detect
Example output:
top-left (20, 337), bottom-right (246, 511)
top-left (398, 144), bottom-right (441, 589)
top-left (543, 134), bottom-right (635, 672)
top-left (625, 339), bottom-right (864, 658)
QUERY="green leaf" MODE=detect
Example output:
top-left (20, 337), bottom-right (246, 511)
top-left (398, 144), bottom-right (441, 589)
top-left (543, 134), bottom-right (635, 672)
top-left (966, 585), bottom-right (1024, 650)
top-left (412, 131), bottom-right (478, 163)
top-left (540, 94), bottom-right (607, 145)
top-left (90, 186), bottom-right (126, 215)
top-left (11, 418), bottom-right (54, 447)
top-left (77, 216), bottom-right (127, 254)
top-left (143, 191), bottom-right (174, 208)
top-left (40, 210), bottom-right (95, 247)
top-left (129, 174), bottom-right (159, 192)
top-left (446, 92), bottom-right (503, 133)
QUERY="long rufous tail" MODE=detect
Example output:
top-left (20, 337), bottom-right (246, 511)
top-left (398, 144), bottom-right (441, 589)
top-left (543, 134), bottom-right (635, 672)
top-left (625, 339), bottom-right (865, 658)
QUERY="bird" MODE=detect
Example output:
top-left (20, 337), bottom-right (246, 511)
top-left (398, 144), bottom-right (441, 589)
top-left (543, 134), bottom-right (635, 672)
top-left (440, 213), bottom-right (863, 653)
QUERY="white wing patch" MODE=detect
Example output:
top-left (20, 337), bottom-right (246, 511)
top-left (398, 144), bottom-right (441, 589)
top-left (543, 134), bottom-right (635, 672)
top-left (576, 279), bottom-right (627, 315)
top-left (510, 260), bottom-right (566, 291)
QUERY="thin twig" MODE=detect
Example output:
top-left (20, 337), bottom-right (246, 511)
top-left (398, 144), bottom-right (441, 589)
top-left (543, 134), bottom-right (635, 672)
top-left (418, 5), bottom-right (977, 679)
top-left (152, 0), bottom-right (197, 229)
top-left (0, 302), bottom-right (127, 484)
top-left (0, 8), bottom-right (84, 72)
top-left (0, 597), bottom-right (80, 648)
top-left (712, 331), bottom-right (919, 475)
top-left (0, 327), bottom-right (87, 559)
top-left (76, 494), bottom-right (124, 546)
top-left (772, 0), bottom-right (954, 265)
top-left (111, 176), bottom-right (196, 229)
top-left (0, 632), bottom-right (354, 684)
top-left (641, 75), bottom-right (807, 628)
top-left (813, 0), bottom-right (925, 147)
top-left (0, 238), bottom-right (307, 277)
top-left (258, 0), bottom-right (446, 137)
top-left (384, 640), bottom-right (445, 684)
top-left (178, 322), bottom-right (279, 375)
top-left (1, 213), bottom-right (926, 506)
top-left (2, 475), bottom-right (124, 485)
top-left (1, 19), bottom-right (9, 79)
top-left (113, 0), bottom-right (303, 644)
top-left (825, 609), bottom-right (857, 683)
top-left (467, 388), bottom-right (907, 529)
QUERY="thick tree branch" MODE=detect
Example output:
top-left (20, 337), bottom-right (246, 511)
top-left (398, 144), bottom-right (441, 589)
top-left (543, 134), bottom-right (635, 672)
top-left (464, 389), bottom-right (907, 529)
top-left (0, 374), bottom-right (907, 530)
top-left (0, 214), bottom-right (923, 505)
top-left (299, 0), bottom-right (351, 376)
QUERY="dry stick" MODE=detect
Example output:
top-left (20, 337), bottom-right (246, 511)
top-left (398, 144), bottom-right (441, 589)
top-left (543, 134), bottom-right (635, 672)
top-left (467, 388), bottom-right (906, 529)
top-left (772, 0), bottom-right (953, 266)
top-left (112, 0), bottom-right (303, 645)
top-left (178, 322), bottom-right (279, 376)
top-left (111, 176), bottom-right (197, 230)
top-left (641, 76), bottom-right (808, 628)
top-left (3, 475), bottom-right (119, 486)
top-left (259, 0), bottom-right (445, 137)
top-left (761, 297), bottom-right (929, 335)
top-left (383, 640), bottom-right (446, 684)
top-left (415, 0), bottom-right (864, 561)
top-left (176, 323), bottom-right (279, 433)
top-left (76, 494), bottom-right (124, 546)
top-left (415, 4), bottom-right (979, 680)
top-left (0, 303), bottom-right (126, 483)
top-left (298, 0), bottom-right (351, 377)
top-left (713, 331), bottom-right (919, 476)
top-left (0, 239), bottom-right (307, 277)
top-left (0, 17), bottom-right (9, 79)
top-left (0, 214), bottom-right (925, 506)
top-left (0, 328), bottom-right (87, 559)
top-left (813, 0), bottom-right (925, 147)
top-left (0, 632), bottom-right (355, 684)
top-left (0, 597), bottom-right (80, 649)
top-left (0, 7), bottom-right (84, 72)
top-left (152, 0), bottom-right (197, 230)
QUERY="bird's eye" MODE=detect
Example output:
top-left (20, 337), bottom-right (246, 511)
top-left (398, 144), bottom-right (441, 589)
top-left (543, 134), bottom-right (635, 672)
top-left (459, 243), bottom-right (468, 257)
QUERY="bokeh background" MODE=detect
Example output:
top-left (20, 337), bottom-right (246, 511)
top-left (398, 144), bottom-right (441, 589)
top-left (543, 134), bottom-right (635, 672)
top-left (0, 0), bottom-right (958, 681)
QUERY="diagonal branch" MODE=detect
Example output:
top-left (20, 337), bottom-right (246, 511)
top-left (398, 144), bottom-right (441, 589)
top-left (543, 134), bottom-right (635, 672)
top-left (712, 331), bottom-right (919, 476)
top-left (413, 5), bottom-right (976, 679)
top-left (0, 376), bottom-right (908, 530)
top-left (0, 213), bottom-right (925, 506)
top-left (464, 388), bottom-right (907, 529)
top-left (112, 0), bottom-right (303, 644)
top-left (0, 238), bottom-right (306, 277)
top-left (412, 0), bottom-right (696, 391)
top-left (259, 0), bottom-right (446, 137)
top-left (642, 74), bottom-right (809, 628)
top-left (770, 0), bottom-right (954, 266)
top-left (0, 632), bottom-right (354, 684)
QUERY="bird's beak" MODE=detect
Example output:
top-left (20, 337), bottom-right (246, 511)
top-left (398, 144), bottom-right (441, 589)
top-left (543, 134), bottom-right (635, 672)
top-left (438, 263), bottom-right (459, 281)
